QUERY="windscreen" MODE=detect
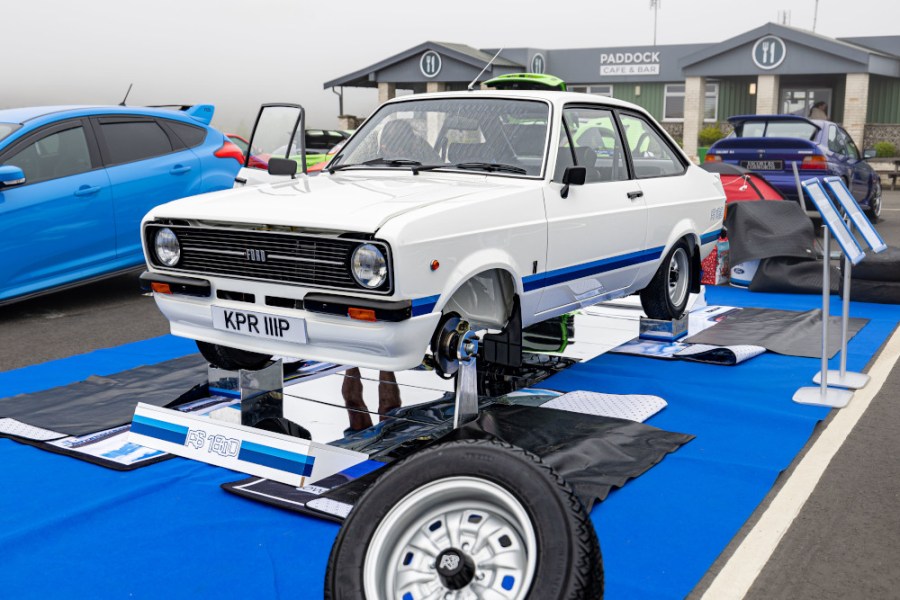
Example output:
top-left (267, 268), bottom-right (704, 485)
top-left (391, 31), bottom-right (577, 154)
top-left (332, 98), bottom-right (550, 177)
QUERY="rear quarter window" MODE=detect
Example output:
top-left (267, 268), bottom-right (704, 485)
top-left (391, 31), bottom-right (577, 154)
top-left (100, 120), bottom-right (173, 165)
top-left (165, 120), bottom-right (207, 149)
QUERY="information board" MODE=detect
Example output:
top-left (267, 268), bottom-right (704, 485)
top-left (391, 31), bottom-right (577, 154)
top-left (823, 176), bottom-right (887, 253)
top-left (801, 179), bottom-right (865, 266)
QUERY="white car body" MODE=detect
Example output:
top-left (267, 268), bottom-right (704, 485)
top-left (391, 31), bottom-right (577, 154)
top-left (142, 90), bottom-right (725, 371)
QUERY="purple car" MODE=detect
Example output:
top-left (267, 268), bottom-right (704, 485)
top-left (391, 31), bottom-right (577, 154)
top-left (706, 115), bottom-right (882, 221)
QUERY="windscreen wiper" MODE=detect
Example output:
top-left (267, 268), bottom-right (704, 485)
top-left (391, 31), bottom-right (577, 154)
top-left (415, 162), bottom-right (528, 175)
top-left (327, 157), bottom-right (422, 174)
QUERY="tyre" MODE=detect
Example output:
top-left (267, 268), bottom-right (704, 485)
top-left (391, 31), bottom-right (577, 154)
top-left (195, 341), bottom-right (272, 371)
top-left (865, 179), bottom-right (882, 223)
top-left (325, 439), bottom-right (603, 600)
top-left (640, 239), bottom-right (692, 320)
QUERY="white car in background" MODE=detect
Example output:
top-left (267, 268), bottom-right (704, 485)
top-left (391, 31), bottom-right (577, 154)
top-left (141, 90), bottom-right (725, 373)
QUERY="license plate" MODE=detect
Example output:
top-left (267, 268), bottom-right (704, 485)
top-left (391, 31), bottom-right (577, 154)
top-left (740, 160), bottom-right (783, 170)
top-left (211, 307), bottom-right (307, 343)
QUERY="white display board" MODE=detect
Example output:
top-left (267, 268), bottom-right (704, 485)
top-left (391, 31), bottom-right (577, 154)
top-left (801, 179), bottom-right (865, 266)
top-left (823, 176), bottom-right (887, 253)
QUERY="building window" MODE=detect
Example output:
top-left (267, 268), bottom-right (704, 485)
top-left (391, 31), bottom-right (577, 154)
top-left (664, 83), bottom-right (719, 122)
top-left (570, 84), bottom-right (613, 97)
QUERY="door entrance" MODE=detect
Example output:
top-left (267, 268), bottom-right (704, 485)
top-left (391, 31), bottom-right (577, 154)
top-left (782, 88), bottom-right (833, 119)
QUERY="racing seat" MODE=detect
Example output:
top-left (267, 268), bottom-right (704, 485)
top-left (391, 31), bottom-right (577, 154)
top-left (379, 120), bottom-right (442, 164)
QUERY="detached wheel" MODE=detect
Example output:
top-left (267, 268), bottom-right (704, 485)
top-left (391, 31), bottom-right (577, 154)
top-left (640, 240), bottom-right (692, 320)
top-left (325, 439), bottom-right (603, 600)
top-left (196, 341), bottom-right (272, 371)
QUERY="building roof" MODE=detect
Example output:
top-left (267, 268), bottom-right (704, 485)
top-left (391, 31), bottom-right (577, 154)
top-left (324, 41), bottom-right (522, 89)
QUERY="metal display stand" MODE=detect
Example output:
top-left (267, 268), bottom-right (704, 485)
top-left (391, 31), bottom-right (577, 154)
top-left (793, 178), bottom-right (865, 408)
top-left (811, 177), bottom-right (889, 389)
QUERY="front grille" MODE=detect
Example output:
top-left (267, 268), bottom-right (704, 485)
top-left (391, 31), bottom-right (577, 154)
top-left (145, 224), bottom-right (391, 293)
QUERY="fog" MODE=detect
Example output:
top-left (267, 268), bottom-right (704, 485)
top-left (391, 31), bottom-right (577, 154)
top-left (3, 0), bottom-right (895, 136)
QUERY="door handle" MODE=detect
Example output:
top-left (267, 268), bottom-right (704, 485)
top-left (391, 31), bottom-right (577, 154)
top-left (627, 190), bottom-right (643, 200)
top-left (169, 165), bottom-right (192, 175)
top-left (74, 185), bottom-right (101, 197)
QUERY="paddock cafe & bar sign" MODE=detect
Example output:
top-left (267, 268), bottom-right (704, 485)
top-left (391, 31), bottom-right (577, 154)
top-left (600, 50), bottom-right (661, 76)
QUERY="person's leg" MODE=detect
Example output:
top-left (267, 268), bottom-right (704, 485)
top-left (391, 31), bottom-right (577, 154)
top-left (377, 371), bottom-right (401, 420)
top-left (342, 367), bottom-right (373, 430)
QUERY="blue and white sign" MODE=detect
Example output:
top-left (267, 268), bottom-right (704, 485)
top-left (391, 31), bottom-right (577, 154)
top-left (531, 53), bottom-right (545, 74)
top-left (823, 176), bottom-right (887, 253)
top-left (801, 179), bottom-right (865, 265)
top-left (420, 51), bottom-right (442, 78)
top-left (752, 35), bottom-right (786, 70)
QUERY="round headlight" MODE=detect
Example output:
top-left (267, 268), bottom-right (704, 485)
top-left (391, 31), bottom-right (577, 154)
top-left (351, 243), bottom-right (387, 289)
top-left (154, 228), bottom-right (181, 267)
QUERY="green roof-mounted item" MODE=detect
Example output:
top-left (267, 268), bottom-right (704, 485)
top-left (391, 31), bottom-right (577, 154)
top-left (483, 73), bottom-right (567, 91)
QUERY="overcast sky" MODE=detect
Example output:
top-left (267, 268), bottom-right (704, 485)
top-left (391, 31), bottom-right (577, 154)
top-left (4, 0), bottom-right (896, 134)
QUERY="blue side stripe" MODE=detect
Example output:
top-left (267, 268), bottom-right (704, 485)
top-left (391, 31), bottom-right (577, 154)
top-left (411, 295), bottom-right (439, 317)
top-left (701, 229), bottom-right (722, 244)
top-left (131, 415), bottom-right (189, 445)
top-left (523, 247), bottom-right (664, 293)
top-left (238, 441), bottom-right (315, 477)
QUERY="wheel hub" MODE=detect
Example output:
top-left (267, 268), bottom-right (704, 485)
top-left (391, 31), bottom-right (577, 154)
top-left (435, 547), bottom-right (476, 590)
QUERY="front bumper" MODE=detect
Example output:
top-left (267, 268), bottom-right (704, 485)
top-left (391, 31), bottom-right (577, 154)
top-left (152, 287), bottom-right (442, 372)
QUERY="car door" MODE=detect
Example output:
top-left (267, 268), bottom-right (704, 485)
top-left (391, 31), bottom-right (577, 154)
top-left (837, 127), bottom-right (871, 202)
top-left (0, 119), bottom-right (115, 299)
top-left (538, 105), bottom-right (648, 314)
top-left (94, 116), bottom-right (202, 261)
top-left (615, 111), bottom-right (697, 284)
top-left (235, 104), bottom-right (305, 187)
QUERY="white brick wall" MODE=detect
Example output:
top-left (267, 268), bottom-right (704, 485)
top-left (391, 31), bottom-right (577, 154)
top-left (682, 76), bottom-right (706, 160)
top-left (755, 75), bottom-right (779, 115)
top-left (843, 73), bottom-right (870, 149)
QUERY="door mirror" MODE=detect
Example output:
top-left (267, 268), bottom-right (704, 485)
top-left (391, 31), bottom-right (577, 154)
top-left (0, 165), bottom-right (26, 188)
top-left (560, 165), bottom-right (586, 199)
top-left (863, 148), bottom-right (877, 160)
top-left (268, 157), bottom-right (298, 178)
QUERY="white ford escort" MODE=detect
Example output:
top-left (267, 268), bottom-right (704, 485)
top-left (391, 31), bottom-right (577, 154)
top-left (141, 90), bottom-right (725, 374)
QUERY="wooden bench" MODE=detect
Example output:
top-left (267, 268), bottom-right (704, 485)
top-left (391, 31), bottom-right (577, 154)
top-left (884, 159), bottom-right (900, 191)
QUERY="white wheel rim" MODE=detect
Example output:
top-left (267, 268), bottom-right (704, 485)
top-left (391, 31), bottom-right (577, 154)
top-left (363, 476), bottom-right (538, 600)
top-left (668, 247), bottom-right (690, 309)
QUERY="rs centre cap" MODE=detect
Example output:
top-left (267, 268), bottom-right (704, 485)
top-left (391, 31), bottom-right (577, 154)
top-left (435, 547), bottom-right (476, 590)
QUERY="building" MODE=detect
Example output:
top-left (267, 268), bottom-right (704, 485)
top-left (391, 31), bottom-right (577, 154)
top-left (324, 23), bottom-right (900, 160)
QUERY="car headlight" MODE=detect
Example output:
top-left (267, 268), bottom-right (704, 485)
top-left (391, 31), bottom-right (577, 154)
top-left (351, 243), bottom-right (387, 289)
top-left (154, 227), bottom-right (181, 267)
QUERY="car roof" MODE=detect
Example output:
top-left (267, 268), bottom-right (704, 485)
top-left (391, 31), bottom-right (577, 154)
top-left (0, 105), bottom-right (209, 127)
top-left (381, 89), bottom-right (646, 113)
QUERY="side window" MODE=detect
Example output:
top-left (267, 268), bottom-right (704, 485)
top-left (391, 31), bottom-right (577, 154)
top-left (560, 107), bottom-right (628, 183)
top-left (2, 126), bottom-right (92, 185)
top-left (827, 125), bottom-right (840, 153)
top-left (100, 120), bottom-right (173, 165)
top-left (839, 128), bottom-right (859, 160)
top-left (165, 120), bottom-right (207, 149)
top-left (618, 113), bottom-right (686, 178)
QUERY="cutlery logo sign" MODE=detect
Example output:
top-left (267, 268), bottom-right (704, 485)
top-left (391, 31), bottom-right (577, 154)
top-left (752, 36), bottom-right (786, 70)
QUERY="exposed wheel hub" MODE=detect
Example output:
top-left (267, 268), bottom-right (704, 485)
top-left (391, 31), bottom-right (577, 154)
top-left (432, 316), bottom-right (479, 377)
top-left (435, 547), bottom-right (476, 590)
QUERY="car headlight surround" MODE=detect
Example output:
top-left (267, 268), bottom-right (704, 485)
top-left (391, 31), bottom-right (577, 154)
top-left (154, 227), bottom-right (181, 267)
top-left (351, 243), bottom-right (387, 289)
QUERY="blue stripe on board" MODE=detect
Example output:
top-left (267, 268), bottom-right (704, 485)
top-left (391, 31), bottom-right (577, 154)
top-left (238, 442), bottom-right (315, 477)
top-left (130, 415), bottom-right (189, 445)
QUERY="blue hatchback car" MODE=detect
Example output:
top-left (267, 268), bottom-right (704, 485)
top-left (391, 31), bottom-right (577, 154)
top-left (0, 105), bottom-right (243, 304)
top-left (705, 115), bottom-right (882, 221)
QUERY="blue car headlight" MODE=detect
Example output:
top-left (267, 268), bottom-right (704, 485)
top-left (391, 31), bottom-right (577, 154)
top-left (154, 228), bottom-right (181, 267)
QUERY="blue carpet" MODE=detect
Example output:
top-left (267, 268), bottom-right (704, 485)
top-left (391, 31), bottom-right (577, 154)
top-left (541, 286), bottom-right (900, 598)
top-left (0, 287), bottom-right (897, 599)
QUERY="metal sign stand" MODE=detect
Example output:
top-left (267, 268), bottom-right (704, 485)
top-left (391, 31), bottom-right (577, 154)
top-left (812, 222), bottom-right (869, 390)
top-left (793, 225), bottom-right (854, 408)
